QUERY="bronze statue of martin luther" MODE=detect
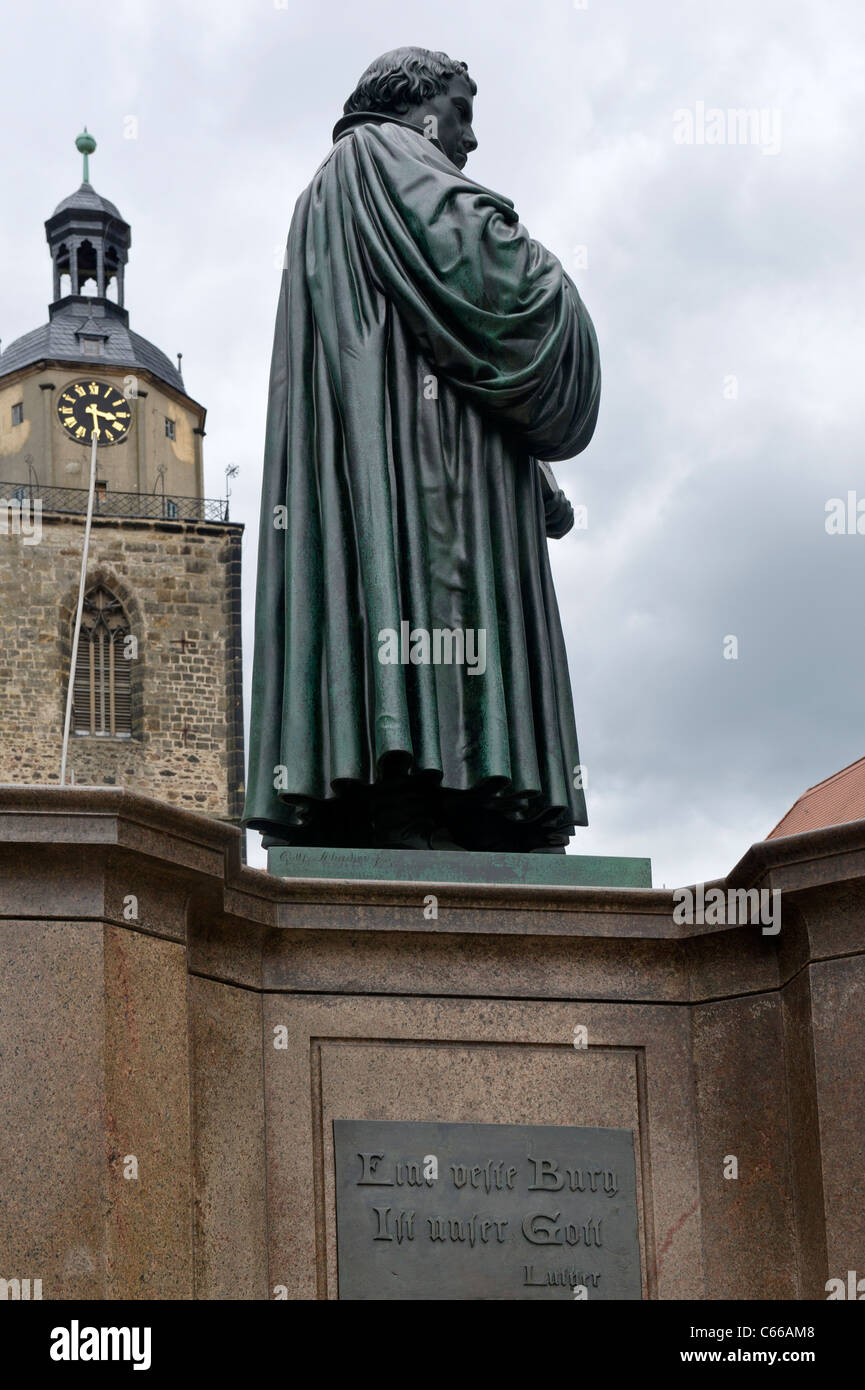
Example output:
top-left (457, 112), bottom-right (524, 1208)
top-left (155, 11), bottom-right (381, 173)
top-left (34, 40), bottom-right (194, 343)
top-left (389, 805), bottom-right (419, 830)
top-left (244, 47), bottom-right (600, 853)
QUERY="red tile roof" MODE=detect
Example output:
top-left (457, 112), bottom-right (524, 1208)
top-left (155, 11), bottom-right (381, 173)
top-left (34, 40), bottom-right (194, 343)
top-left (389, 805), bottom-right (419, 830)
top-left (768, 755), bottom-right (865, 838)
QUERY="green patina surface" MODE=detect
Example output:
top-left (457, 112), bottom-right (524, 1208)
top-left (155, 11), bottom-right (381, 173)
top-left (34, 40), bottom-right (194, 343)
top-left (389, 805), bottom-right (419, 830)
top-left (268, 845), bottom-right (651, 888)
top-left (244, 112), bottom-right (601, 854)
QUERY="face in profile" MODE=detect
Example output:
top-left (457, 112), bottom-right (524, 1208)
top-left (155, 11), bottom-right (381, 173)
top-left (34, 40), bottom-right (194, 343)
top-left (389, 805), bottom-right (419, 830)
top-left (402, 73), bottom-right (478, 170)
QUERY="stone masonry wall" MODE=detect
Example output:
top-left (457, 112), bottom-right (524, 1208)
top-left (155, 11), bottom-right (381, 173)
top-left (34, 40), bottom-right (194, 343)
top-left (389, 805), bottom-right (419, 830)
top-left (0, 512), bottom-right (244, 820)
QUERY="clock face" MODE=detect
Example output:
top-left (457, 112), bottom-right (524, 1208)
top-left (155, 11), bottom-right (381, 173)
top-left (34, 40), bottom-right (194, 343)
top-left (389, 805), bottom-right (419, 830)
top-left (57, 379), bottom-right (133, 447)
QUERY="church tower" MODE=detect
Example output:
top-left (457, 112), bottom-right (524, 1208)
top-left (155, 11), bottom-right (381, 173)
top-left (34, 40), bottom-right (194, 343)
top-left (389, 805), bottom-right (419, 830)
top-left (0, 131), bottom-right (244, 822)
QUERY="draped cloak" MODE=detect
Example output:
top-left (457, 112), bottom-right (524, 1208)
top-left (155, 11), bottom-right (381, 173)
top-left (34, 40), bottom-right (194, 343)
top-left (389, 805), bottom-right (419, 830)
top-left (243, 114), bottom-right (601, 850)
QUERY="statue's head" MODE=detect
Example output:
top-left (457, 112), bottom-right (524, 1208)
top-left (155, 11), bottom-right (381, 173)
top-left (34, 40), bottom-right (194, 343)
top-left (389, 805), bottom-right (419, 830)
top-left (343, 47), bottom-right (477, 170)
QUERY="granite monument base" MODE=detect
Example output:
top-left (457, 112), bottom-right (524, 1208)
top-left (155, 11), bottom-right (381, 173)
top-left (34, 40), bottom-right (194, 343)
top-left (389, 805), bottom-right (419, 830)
top-left (0, 786), bottom-right (863, 1299)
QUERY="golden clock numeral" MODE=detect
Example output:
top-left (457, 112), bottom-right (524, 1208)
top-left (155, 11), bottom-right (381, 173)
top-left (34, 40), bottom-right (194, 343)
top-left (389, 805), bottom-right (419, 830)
top-left (88, 383), bottom-right (99, 394)
top-left (64, 417), bottom-right (75, 428)
top-left (60, 407), bottom-right (73, 415)
top-left (74, 385), bottom-right (85, 397)
top-left (112, 399), bottom-right (125, 409)
top-left (104, 431), bottom-right (115, 442)
top-left (60, 393), bottom-right (73, 404)
top-left (75, 425), bottom-right (86, 438)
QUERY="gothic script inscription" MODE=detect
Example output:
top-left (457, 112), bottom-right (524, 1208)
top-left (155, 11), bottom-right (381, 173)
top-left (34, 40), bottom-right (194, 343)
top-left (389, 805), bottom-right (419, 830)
top-left (333, 1120), bottom-right (642, 1300)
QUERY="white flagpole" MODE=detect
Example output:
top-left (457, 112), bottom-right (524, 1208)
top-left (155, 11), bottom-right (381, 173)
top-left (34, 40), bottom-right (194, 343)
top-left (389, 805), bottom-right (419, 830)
top-left (60, 416), bottom-right (99, 785)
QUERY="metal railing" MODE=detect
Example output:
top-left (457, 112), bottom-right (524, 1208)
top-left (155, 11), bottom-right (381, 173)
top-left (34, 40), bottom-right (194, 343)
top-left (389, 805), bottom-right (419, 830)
top-left (0, 480), bottom-right (229, 524)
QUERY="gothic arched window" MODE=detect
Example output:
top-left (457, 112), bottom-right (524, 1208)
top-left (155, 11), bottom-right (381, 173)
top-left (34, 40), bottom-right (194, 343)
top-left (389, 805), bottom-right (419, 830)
top-left (72, 585), bottom-right (133, 737)
top-left (77, 238), bottom-right (98, 296)
top-left (105, 246), bottom-right (120, 301)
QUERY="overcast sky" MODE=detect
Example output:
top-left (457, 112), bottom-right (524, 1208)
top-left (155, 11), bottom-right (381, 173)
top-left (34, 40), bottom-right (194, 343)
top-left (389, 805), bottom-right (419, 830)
top-left (3, 0), bottom-right (863, 883)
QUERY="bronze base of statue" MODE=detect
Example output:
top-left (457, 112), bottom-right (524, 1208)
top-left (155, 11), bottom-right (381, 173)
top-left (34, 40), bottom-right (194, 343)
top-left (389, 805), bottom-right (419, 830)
top-left (259, 772), bottom-right (569, 854)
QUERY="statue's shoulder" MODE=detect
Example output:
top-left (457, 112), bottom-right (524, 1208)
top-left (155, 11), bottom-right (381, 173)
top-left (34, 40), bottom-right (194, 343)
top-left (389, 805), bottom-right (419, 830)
top-left (331, 113), bottom-right (445, 163)
top-left (314, 115), bottom-right (518, 220)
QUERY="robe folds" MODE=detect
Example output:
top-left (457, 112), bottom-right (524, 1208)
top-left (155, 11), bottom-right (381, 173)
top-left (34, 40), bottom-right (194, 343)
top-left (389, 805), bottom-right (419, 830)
top-left (243, 114), bottom-right (601, 851)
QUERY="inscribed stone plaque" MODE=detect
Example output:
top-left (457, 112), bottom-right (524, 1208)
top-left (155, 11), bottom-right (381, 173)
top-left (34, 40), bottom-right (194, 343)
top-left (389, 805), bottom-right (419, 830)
top-left (333, 1119), bottom-right (642, 1300)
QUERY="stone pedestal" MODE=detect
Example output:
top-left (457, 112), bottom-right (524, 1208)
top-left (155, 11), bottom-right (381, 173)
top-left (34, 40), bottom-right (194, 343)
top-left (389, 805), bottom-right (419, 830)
top-left (0, 786), bottom-right (863, 1299)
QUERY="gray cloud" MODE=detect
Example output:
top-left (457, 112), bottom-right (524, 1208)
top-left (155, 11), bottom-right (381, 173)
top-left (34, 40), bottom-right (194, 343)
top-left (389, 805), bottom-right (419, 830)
top-left (4, 0), bottom-right (863, 882)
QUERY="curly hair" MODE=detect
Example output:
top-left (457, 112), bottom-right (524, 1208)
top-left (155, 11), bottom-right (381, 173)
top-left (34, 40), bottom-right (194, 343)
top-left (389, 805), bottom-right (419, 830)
top-left (343, 47), bottom-right (476, 116)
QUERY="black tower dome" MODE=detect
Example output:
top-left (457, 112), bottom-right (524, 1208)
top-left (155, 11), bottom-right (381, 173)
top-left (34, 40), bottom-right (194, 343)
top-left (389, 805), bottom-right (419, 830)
top-left (46, 127), bottom-right (130, 306)
top-left (0, 129), bottom-right (184, 393)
